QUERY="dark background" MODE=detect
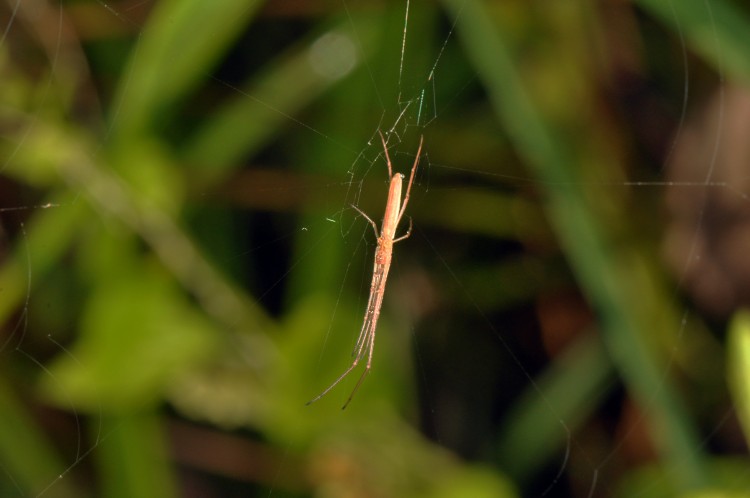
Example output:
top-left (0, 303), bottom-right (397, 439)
top-left (1, 0), bottom-right (750, 497)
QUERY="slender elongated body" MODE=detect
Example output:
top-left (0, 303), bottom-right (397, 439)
top-left (307, 132), bottom-right (423, 409)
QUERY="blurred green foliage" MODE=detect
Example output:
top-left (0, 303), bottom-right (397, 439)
top-left (1, 0), bottom-right (750, 497)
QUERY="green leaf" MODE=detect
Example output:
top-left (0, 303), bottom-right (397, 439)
top-left (97, 411), bottom-right (178, 498)
top-left (429, 466), bottom-right (517, 498)
top-left (637, 0), bottom-right (750, 83)
top-left (0, 379), bottom-right (80, 497)
top-left (40, 267), bottom-right (219, 412)
top-left (727, 310), bottom-right (750, 446)
top-left (615, 458), bottom-right (750, 498)
top-left (110, 0), bottom-right (264, 139)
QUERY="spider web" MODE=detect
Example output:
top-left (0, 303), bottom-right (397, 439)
top-left (0, 0), bottom-right (749, 497)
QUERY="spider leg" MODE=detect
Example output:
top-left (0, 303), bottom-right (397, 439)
top-left (305, 358), bottom-right (362, 406)
top-left (396, 135), bottom-right (423, 223)
top-left (351, 204), bottom-right (379, 239)
top-left (341, 363), bottom-right (371, 410)
top-left (378, 130), bottom-right (394, 178)
top-left (341, 322), bottom-right (376, 409)
top-left (393, 216), bottom-right (413, 243)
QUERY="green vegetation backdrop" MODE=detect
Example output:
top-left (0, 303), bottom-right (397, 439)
top-left (2, 0), bottom-right (750, 497)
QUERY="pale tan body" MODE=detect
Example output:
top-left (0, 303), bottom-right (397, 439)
top-left (307, 132), bottom-right (423, 409)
